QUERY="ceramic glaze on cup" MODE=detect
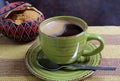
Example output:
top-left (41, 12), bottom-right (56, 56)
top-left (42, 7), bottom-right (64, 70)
top-left (39, 16), bottom-right (104, 64)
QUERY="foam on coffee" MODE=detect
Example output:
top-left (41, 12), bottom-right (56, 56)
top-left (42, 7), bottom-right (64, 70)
top-left (41, 20), bottom-right (83, 37)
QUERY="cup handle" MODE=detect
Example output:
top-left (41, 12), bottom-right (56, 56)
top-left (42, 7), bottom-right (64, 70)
top-left (82, 33), bottom-right (104, 56)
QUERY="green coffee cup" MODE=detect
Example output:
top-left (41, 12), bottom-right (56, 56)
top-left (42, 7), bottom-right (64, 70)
top-left (39, 16), bottom-right (104, 64)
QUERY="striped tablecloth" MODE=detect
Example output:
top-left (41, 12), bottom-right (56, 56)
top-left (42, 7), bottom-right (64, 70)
top-left (0, 26), bottom-right (119, 81)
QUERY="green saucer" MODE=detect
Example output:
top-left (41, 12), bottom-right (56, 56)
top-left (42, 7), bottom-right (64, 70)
top-left (25, 42), bottom-right (101, 81)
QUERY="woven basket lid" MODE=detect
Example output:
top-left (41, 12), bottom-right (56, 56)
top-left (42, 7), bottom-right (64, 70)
top-left (0, 1), bottom-right (31, 18)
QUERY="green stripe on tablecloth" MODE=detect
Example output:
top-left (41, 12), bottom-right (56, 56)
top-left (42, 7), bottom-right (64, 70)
top-left (88, 26), bottom-right (120, 34)
top-left (0, 76), bottom-right (41, 81)
top-left (0, 76), bottom-right (119, 81)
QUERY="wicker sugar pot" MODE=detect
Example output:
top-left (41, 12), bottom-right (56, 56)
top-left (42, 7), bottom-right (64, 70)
top-left (0, 1), bottom-right (44, 42)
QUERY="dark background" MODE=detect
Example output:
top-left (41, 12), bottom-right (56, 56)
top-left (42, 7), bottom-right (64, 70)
top-left (1, 0), bottom-right (120, 26)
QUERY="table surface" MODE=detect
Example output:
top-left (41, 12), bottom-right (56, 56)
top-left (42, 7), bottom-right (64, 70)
top-left (0, 26), bottom-right (119, 81)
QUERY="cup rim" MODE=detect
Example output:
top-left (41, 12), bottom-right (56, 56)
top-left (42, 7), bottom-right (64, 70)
top-left (39, 16), bottom-right (88, 38)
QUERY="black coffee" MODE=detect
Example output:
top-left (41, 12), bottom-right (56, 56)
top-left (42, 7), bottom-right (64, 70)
top-left (57, 24), bottom-right (83, 37)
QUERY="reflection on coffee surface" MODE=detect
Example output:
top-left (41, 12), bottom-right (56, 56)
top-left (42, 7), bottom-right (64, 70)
top-left (41, 20), bottom-right (83, 37)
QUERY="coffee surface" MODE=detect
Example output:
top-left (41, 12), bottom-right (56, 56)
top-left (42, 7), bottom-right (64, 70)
top-left (41, 20), bottom-right (83, 37)
top-left (57, 24), bottom-right (83, 37)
